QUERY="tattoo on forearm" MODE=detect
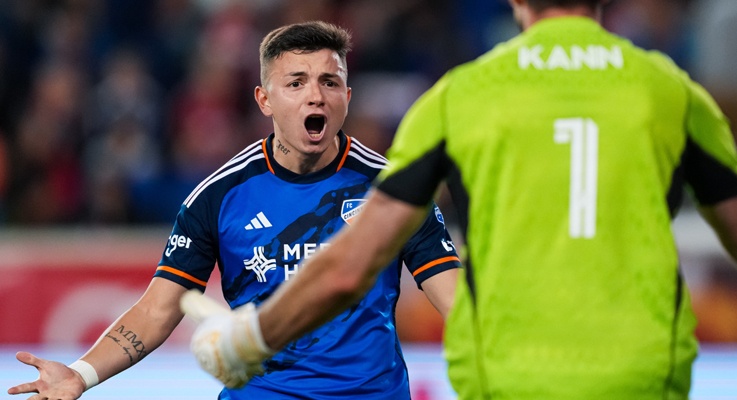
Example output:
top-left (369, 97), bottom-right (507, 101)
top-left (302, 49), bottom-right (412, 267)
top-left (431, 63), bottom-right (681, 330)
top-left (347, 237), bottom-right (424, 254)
top-left (104, 325), bottom-right (149, 365)
top-left (276, 139), bottom-right (290, 155)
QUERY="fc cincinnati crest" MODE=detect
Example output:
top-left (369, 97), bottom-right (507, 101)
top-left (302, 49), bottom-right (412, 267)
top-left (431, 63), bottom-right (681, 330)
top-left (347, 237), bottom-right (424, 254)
top-left (341, 199), bottom-right (367, 224)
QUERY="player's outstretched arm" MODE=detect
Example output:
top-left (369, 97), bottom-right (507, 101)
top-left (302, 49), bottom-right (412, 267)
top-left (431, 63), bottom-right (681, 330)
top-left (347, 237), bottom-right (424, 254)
top-left (181, 190), bottom-right (428, 387)
top-left (420, 268), bottom-right (459, 320)
top-left (700, 196), bottom-right (737, 262)
top-left (258, 189), bottom-right (429, 350)
top-left (8, 277), bottom-right (187, 399)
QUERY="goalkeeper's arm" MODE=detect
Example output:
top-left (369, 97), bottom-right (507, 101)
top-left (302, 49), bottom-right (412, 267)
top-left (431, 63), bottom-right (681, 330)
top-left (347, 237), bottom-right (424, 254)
top-left (8, 277), bottom-right (186, 399)
top-left (182, 190), bottom-right (428, 388)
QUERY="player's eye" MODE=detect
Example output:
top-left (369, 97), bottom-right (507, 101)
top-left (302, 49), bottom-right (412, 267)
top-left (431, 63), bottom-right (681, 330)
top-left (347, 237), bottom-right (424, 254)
top-left (288, 81), bottom-right (301, 88)
top-left (324, 81), bottom-right (337, 87)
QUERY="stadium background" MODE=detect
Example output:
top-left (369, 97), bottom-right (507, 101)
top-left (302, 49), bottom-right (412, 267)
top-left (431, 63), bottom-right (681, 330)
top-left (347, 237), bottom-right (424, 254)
top-left (0, 0), bottom-right (736, 398)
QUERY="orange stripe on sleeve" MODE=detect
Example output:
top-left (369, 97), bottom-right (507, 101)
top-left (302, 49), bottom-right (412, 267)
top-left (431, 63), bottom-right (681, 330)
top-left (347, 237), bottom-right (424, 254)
top-left (336, 136), bottom-right (351, 172)
top-left (156, 266), bottom-right (208, 287)
top-left (412, 256), bottom-right (461, 277)
top-left (262, 140), bottom-right (275, 174)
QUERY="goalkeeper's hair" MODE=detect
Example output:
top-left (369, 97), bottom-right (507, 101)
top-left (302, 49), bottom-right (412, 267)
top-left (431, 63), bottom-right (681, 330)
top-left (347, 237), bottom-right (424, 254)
top-left (259, 21), bottom-right (352, 87)
top-left (526, 0), bottom-right (604, 11)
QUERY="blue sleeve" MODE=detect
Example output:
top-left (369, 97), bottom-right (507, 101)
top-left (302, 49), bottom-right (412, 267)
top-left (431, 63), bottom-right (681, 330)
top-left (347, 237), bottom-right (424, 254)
top-left (400, 204), bottom-right (461, 289)
top-left (155, 201), bottom-right (218, 292)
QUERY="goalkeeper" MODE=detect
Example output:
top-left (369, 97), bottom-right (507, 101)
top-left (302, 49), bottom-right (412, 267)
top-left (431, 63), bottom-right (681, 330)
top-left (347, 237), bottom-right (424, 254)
top-left (184, 0), bottom-right (737, 399)
top-left (7, 21), bottom-right (460, 400)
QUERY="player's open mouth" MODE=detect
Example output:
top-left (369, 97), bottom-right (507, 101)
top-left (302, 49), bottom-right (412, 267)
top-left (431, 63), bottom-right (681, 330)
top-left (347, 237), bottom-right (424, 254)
top-left (305, 115), bottom-right (326, 138)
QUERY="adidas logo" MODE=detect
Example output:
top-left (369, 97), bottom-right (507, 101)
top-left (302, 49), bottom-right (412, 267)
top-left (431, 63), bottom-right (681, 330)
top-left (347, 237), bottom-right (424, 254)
top-left (245, 212), bottom-right (272, 230)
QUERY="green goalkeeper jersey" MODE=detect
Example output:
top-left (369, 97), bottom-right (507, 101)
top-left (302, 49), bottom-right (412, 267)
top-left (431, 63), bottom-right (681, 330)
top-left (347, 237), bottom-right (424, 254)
top-left (377, 17), bottom-right (737, 400)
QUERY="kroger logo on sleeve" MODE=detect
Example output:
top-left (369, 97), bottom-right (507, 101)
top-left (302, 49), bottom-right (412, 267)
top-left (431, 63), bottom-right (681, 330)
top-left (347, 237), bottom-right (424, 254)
top-left (165, 234), bottom-right (192, 257)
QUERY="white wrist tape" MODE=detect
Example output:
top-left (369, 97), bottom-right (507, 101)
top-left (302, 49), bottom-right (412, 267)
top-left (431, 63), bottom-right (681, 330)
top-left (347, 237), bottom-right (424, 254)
top-left (232, 303), bottom-right (276, 362)
top-left (68, 360), bottom-right (99, 390)
top-left (245, 304), bottom-right (275, 356)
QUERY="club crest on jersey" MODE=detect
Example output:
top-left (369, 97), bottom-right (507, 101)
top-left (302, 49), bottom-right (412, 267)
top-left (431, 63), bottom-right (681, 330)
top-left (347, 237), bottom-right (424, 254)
top-left (244, 246), bottom-right (276, 283)
top-left (341, 199), bottom-right (367, 225)
top-left (434, 206), bottom-right (444, 225)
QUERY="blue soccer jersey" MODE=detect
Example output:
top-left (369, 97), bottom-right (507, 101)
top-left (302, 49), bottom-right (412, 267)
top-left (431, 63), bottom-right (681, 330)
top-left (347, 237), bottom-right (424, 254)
top-left (155, 131), bottom-right (460, 399)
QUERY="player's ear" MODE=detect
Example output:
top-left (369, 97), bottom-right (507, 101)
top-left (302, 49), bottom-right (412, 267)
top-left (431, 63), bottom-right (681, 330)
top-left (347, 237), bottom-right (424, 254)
top-left (255, 86), bottom-right (273, 117)
top-left (346, 87), bottom-right (352, 104)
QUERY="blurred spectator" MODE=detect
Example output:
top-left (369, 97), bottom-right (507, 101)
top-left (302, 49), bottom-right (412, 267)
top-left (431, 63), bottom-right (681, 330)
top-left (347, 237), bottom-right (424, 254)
top-left (83, 49), bottom-right (163, 223)
top-left (0, 132), bottom-right (8, 222)
top-left (152, 0), bottom-right (203, 89)
top-left (170, 55), bottom-right (243, 179)
top-left (8, 61), bottom-right (86, 224)
top-left (693, 0), bottom-right (737, 141)
top-left (0, 0), bottom-right (722, 227)
top-left (40, 3), bottom-right (96, 69)
top-left (345, 72), bottom-right (432, 155)
top-left (604, 0), bottom-right (694, 70)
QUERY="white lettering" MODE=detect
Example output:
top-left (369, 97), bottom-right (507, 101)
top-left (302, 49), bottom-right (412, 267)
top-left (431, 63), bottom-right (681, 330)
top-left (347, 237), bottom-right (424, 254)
top-left (519, 45), bottom-right (623, 71)
top-left (165, 234), bottom-right (193, 257)
top-left (570, 45), bottom-right (597, 70)
top-left (285, 265), bottom-right (299, 281)
top-left (519, 45), bottom-right (545, 70)
top-left (304, 243), bottom-right (317, 258)
top-left (441, 239), bottom-right (455, 252)
top-left (547, 45), bottom-right (571, 70)
top-left (600, 45), bottom-right (623, 69)
top-left (284, 244), bottom-right (300, 261)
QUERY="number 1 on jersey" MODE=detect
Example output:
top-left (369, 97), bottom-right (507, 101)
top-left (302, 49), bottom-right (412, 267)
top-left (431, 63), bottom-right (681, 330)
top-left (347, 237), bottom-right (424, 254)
top-left (554, 118), bottom-right (599, 239)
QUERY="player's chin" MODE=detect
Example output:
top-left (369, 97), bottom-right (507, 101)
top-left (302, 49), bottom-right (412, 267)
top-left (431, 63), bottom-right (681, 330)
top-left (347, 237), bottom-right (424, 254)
top-left (303, 130), bottom-right (337, 149)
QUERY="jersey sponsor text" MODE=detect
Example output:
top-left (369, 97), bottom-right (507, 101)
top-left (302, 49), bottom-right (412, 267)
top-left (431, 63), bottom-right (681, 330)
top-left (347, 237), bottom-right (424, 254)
top-left (165, 234), bottom-right (192, 257)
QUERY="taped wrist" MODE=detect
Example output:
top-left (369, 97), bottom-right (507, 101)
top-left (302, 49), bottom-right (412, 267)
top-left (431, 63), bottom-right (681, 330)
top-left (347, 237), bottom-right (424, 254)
top-left (68, 360), bottom-right (99, 391)
top-left (231, 303), bottom-right (276, 363)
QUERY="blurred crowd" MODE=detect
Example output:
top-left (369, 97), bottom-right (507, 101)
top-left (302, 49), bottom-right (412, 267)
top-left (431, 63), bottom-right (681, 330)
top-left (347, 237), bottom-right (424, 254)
top-left (0, 0), bottom-right (734, 226)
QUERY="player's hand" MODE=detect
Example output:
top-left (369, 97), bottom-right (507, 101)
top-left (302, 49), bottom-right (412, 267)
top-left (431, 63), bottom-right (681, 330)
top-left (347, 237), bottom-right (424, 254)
top-left (181, 290), bottom-right (275, 389)
top-left (7, 352), bottom-right (86, 400)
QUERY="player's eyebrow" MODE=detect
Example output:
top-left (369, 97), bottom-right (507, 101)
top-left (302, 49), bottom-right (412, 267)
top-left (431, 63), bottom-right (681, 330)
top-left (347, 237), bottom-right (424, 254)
top-left (284, 72), bottom-right (343, 80)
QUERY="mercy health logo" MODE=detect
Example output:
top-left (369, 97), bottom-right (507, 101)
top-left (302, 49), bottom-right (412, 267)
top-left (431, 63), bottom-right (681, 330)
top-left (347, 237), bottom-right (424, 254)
top-left (244, 243), bottom-right (332, 283)
top-left (341, 199), bottom-right (367, 224)
top-left (244, 247), bottom-right (276, 283)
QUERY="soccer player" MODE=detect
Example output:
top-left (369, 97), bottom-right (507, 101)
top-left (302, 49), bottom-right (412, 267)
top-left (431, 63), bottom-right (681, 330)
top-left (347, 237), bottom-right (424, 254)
top-left (7, 22), bottom-right (460, 399)
top-left (184, 0), bottom-right (737, 399)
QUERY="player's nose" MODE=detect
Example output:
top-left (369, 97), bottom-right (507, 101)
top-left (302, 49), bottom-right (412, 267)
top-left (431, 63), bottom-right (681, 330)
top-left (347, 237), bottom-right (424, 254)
top-left (306, 83), bottom-right (325, 107)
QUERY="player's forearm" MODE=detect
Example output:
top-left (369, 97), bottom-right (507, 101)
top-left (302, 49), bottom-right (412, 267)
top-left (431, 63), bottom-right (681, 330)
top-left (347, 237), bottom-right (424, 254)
top-left (258, 232), bottom-right (382, 350)
top-left (258, 190), bottom-right (428, 350)
top-left (78, 278), bottom-right (186, 384)
top-left (700, 196), bottom-right (737, 262)
top-left (79, 303), bottom-right (182, 382)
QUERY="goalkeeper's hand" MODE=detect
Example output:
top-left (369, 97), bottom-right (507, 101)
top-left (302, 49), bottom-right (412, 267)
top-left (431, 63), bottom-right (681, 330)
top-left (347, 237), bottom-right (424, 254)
top-left (180, 290), bottom-right (275, 389)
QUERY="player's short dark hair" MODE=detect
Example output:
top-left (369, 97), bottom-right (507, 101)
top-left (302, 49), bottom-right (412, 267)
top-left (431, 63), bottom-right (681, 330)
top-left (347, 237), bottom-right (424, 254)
top-left (526, 0), bottom-right (604, 11)
top-left (259, 21), bottom-right (352, 86)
